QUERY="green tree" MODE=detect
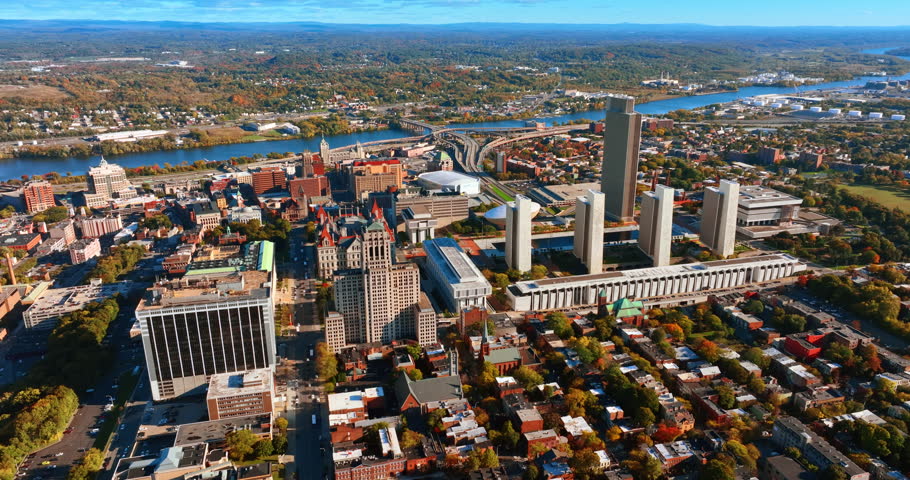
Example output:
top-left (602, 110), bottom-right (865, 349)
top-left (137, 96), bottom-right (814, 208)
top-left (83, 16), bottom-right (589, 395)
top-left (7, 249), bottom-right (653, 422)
top-left (512, 365), bottom-right (544, 391)
top-left (253, 439), bottom-right (274, 458)
top-left (67, 448), bottom-right (104, 480)
top-left (142, 214), bottom-right (173, 230)
top-left (821, 464), bottom-right (849, 480)
top-left (546, 311), bottom-right (573, 339)
top-left (492, 421), bottom-right (520, 450)
top-left (742, 299), bottom-right (764, 315)
top-left (530, 264), bottom-right (548, 280)
top-left (407, 369), bottom-right (423, 381)
top-left (315, 342), bottom-right (338, 382)
top-left (624, 449), bottom-right (663, 480)
top-left (272, 434), bottom-right (288, 454)
top-left (634, 407), bottom-right (656, 427)
top-left (701, 459), bottom-right (735, 480)
top-left (569, 449), bottom-right (603, 480)
top-left (226, 429), bottom-right (258, 461)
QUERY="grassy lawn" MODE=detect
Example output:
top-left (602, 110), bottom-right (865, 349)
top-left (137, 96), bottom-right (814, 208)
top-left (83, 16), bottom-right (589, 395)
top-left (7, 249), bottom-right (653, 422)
top-left (841, 184), bottom-right (910, 212)
top-left (488, 185), bottom-right (514, 202)
top-left (92, 370), bottom-right (140, 450)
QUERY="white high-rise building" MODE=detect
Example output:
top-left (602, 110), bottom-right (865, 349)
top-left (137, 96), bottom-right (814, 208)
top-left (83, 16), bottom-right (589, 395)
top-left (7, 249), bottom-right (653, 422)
top-left (701, 180), bottom-right (740, 258)
top-left (505, 195), bottom-right (533, 271)
top-left (638, 185), bottom-right (674, 267)
top-left (574, 189), bottom-right (605, 274)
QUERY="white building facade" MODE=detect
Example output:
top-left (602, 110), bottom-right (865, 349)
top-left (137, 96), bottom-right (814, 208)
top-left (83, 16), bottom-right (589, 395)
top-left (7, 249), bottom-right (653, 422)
top-left (507, 254), bottom-right (805, 311)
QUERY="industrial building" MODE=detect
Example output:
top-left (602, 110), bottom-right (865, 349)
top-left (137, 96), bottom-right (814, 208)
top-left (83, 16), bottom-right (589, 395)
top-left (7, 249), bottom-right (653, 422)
top-left (507, 254), bottom-right (805, 311)
top-left (422, 238), bottom-right (492, 314)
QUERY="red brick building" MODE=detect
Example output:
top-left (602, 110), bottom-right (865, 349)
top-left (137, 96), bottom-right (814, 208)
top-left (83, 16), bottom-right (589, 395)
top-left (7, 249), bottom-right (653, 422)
top-left (252, 168), bottom-right (287, 195)
top-left (525, 429), bottom-right (560, 458)
top-left (289, 176), bottom-right (330, 199)
top-left (22, 181), bottom-right (56, 214)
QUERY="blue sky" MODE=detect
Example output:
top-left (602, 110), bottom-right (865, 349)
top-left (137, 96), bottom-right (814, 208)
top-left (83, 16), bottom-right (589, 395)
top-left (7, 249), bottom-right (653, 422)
top-left (4, 0), bottom-right (909, 26)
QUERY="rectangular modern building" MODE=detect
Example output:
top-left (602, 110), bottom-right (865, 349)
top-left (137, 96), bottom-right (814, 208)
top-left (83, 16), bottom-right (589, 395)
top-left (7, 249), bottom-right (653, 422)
top-left (505, 195), bottom-right (533, 272)
top-left (507, 254), bottom-right (805, 311)
top-left (601, 95), bottom-right (642, 222)
top-left (701, 180), bottom-right (740, 258)
top-left (23, 282), bottom-right (131, 330)
top-left (136, 242), bottom-right (277, 400)
top-left (22, 181), bottom-right (56, 214)
top-left (638, 185), bottom-right (674, 267)
top-left (737, 185), bottom-right (802, 227)
top-left (423, 238), bottom-right (492, 314)
top-left (574, 189), bottom-right (605, 274)
top-left (206, 369), bottom-right (275, 420)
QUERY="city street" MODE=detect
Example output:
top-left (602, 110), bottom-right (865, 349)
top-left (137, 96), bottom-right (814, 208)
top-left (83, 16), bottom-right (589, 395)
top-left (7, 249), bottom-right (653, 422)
top-left (18, 301), bottom-right (146, 480)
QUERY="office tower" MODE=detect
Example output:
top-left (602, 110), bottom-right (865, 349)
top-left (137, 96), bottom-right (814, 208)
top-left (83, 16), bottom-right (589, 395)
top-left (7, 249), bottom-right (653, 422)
top-left (601, 95), bottom-right (642, 222)
top-left (495, 151), bottom-right (507, 173)
top-left (505, 195), bottom-right (533, 271)
top-left (135, 241), bottom-right (277, 400)
top-left (701, 180), bottom-right (740, 258)
top-left (22, 181), bottom-right (56, 214)
top-left (251, 167), bottom-right (287, 195)
top-left (319, 137), bottom-right (330, 163)
top-left (330, 217), bottom-right (436, 350)
top-left (84, 157), bottom-right (137, 207)
top-left (638, 185), bottom-right (674, 267)
top-left (574, 189), bottom-right (605, 274)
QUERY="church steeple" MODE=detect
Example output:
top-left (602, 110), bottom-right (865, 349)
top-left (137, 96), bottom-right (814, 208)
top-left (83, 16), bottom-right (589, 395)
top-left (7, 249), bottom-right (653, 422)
top-left (480, 320), bottom-right (491, 357)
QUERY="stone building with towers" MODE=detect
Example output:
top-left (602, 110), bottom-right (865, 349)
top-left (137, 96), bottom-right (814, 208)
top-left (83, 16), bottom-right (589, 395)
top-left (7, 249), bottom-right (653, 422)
top-left (322, 207), bottom-right (437, 351)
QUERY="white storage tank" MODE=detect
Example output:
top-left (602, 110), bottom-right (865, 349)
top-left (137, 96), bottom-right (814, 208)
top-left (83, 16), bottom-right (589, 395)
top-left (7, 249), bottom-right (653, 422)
top-left (869, 112), bottom-right (883, 119)
top-left (770, 103), bottom-right (783, 108)
top-left (791, 105), bottom-right (804, 111)
top-left (829, 108), bottom-right (842, 114)
top-left (754, 101), bottom-right (766, 107)
top-left (848, 110), bottom-right (862, 117)
top-left (809, 106), bottom-right (822, 113)
top-left (891, 114), bottom-right (906, 121)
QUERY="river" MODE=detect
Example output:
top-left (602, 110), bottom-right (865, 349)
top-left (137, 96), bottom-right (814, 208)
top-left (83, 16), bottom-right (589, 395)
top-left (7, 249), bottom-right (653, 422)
top-left (5, 48), bottom-right (909, 180)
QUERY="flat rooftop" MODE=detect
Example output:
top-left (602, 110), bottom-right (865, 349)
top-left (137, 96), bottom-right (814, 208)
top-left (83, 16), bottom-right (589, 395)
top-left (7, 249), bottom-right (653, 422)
top-left (207, 369), bottom-right (273, 399)
top-left (174, 414), bottom-right (272, 446)
top-left (24, 282), bottom-right (131, 319)
top-left (423, 238), bottom-right (488, 286)
top-left (512, 254), bottom-right (800, 293)
top-left (738, 185), bottom-right (802, 208)
top-left (137, 270), bottom-right (271, 311)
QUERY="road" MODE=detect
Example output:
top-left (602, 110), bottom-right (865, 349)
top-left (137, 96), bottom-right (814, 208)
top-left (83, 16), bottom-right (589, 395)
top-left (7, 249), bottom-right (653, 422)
top-left (18, 298), bottom-right (147, 480)
top-left (279, 225), bottom-right (331, 480)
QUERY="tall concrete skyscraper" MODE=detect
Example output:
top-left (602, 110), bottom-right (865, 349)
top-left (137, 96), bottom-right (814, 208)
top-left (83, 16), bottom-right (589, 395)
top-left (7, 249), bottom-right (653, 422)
top-left (601, 95), bottom-right (642, 222)
top-left (505, 195), bottom-right (533, 271)
top-left (574, 189), bottom-right (605, 274)
top-left (701, 179), bottom-right (740, 258)
top-left (638, 185), bottom-right (674, 267)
